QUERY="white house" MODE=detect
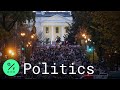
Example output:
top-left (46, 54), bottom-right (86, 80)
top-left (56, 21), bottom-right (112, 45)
top-left (35, 11), bottom-right (73, 44)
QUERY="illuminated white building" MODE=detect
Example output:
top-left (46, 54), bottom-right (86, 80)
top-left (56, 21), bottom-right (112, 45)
top-left (35, 11), bottom-right (73, 44)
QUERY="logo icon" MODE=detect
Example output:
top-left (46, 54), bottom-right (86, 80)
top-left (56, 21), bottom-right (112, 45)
top-left (3, 59), bottom-right (20, 76)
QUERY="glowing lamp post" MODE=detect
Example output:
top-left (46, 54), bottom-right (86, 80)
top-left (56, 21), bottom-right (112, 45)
top-left (31, 35), bottom-right (35, 39)
top-left (82, 34), bottom-right (85, 37)
top-left (21, 33), bottom-right (25, 36)
top-left (20, 32), bottom-right (26, 62)
top-left (8, 49), bottom-right (15, 58)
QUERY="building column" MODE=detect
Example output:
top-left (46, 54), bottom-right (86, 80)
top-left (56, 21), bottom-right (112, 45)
top-left (41, 26), bottom-right (44, 32)
top-left (61, 26), bottom-right (64, 41)
top-left (41, 26), bottom-right (44, 41)
top-left (51, 26), bottom-right (54, 44)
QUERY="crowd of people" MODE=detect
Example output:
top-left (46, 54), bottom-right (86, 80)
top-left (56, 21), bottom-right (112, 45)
top-left (17, 44), bottom-right (95, 79)
top-left (0, 42), bottom-right (110, 79)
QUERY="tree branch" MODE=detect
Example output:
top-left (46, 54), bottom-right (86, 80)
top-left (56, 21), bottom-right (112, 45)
top-left (6, 14), bottom-right (20, 32)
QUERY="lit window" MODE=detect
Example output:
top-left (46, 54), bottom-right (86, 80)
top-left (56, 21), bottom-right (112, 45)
top-left (46, 27), bottom-right (49, 33)
top-left (56, 27), bottom-right (59, 33)
top-left (65, 27), bottom-right (68, 33)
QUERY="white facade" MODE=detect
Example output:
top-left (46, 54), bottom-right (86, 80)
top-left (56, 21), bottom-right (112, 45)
top-left (35, 11), bottom-right (73, 44)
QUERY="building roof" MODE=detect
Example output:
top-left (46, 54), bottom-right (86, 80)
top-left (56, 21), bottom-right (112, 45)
top-left (36, 11), bottom-right (71, 17)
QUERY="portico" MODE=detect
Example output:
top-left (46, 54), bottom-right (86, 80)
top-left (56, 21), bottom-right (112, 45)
top-left (41, 24), bottom-right (67, 44)
top-left (35, 11), bottom-right (73, 44)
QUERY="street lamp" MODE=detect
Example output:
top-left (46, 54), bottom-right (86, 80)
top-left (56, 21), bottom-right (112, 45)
top-left (20, 32), bottom-right (26, 48)
top-left (26, 44), bottom-right (29, 47)
top-left (31, 35), bottom-right (34, 39)
top-left (26, 41), bottom-right (32, 47)
top-left (85, 40), bottom-right (87, 43)
top-left (31, 34), bottom-right (35, 39)
top-left (82, 34), bottom-right (87, 39)
top-left (20, 32), bottom-right (26, 47)
top-left (82, 34), bottom-right (85, 37)
top-left (21, 33), bottom-right (26, 37)
top-left (11, 52), bottom-right (15, 56)
top-left (88, 38), bottom-right (91, 42)
top-left (8, 50), bottom-right (12, 54)
top-left (84, 36), bottom-right (87, 39)
top-left (82, 33), bottom-right (87, 51)
top-left (8, 49), bottom-right (15, 57)
top-left (20, 32), bottom-right (26, 62)
top-left (28, 42), bottom-right (31, 45)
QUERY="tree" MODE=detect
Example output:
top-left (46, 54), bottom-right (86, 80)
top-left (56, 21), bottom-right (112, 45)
top-left (90, 12), bottom-right (120, 49)
top-left (89, 11), bottom-right (120, 66)
top-left (0, 11), bottom-right (35, 47)
top-left (67, 11), bottom-right (120, 66)
top-left (66, 11), bottom-right (92, 44)
top-left (0, 11), bottom-right (35, 32)
top-left (0, 11), bottom-right (35, 62)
